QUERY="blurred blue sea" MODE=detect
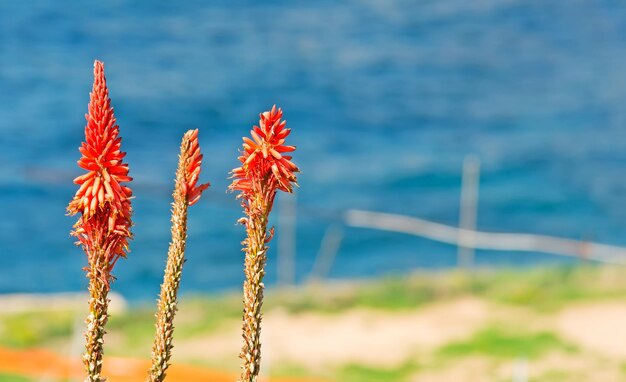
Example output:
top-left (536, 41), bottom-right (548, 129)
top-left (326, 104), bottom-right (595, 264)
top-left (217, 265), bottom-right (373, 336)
top-left (1, 1), bottom-right (626, 300)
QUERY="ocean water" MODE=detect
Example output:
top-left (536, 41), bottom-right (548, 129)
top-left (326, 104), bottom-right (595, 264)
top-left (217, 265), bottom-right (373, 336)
top-left (1, 1), bottom-right (626, 300)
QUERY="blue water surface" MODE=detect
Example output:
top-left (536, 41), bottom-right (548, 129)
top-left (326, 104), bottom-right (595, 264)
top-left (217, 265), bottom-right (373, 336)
top-left (1, 1), bottom-right (626, 300)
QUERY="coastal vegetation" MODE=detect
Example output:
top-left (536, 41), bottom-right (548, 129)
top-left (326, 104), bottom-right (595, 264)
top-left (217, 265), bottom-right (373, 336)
top-left (1, 265), bottom-right (626, 381)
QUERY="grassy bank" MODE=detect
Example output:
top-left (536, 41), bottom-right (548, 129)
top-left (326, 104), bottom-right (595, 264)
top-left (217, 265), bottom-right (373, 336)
top-left (2, 265), bottom-right (626, 381)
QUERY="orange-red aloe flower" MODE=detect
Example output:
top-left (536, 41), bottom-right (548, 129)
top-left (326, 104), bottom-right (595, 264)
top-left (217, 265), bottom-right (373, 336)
top-left (181, 129), bottom-right (210, 206)
top-left (229, 106), bottom-right (298, 382)
top-left (68, 60), bottom-right (133, 279)
top-left (230, 105), bottom-right (299, 207)
top-left (67, 60), bottom-right (132, 382)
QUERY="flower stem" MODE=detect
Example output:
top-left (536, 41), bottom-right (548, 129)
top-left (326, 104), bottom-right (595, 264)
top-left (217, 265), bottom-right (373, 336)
top-left (231, 106), bottom-right (298, 382)
top-left (148, 196), bottom-right (188, 382)
top-left (149, 130), bottom-right (206, 382)
top-left (84, 256), bottom-right (109, 382)
top-left (240, 213), bottom-right (269, 382)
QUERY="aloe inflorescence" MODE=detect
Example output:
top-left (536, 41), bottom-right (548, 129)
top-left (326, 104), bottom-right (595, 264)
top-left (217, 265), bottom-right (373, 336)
top-left (230, 106), bottom-right (299, 382)
top-left (67, 60), bottom-right (133, 382)
top-left (148, 129), bottom-right (209, 382)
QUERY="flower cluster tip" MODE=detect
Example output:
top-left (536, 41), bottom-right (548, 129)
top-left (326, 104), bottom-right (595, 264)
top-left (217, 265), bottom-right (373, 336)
top-left (230, 105), bottom-right (299, 198)
top-left (67, 60), bottom-right (132, 270)
top-left (181, 129), bottom-right (210, 206)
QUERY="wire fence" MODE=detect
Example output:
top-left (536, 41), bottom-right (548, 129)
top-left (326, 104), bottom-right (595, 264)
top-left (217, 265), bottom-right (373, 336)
top-left (276, 156), bottom-right (626, 284)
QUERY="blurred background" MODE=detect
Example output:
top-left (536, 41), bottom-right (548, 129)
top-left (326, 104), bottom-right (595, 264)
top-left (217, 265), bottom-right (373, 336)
top-left (2, 1), bottom-right (626, 381)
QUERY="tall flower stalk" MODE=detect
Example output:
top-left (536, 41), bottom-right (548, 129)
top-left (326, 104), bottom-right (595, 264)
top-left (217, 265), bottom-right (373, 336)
top-left (148, 129), bottom-right (209, 382)
top-left (230, 106), bottom-right (299, 382)
top-left (67, 60), bottom-right (133, 382)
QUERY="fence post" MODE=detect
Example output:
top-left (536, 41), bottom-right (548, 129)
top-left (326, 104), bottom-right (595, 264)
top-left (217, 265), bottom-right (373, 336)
top-left (308, 224), bottom-right (344, 283)
top-left (458, 155), bottom-right (480, 268)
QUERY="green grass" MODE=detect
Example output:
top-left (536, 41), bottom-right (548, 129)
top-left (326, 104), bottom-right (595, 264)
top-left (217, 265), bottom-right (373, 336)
top-left (478, 266), bottom-right (615, 311)
top-left (267, 265), bottom-right (626, 314)
top-left (337, 362), bottom-right (418, 382)
top-left (270, 363), bottom-right (316, 378)
top-left (0, 310), bottom-right (75, 348)
top-left (268, 276), bottom-right (443, 313)
top-left (534, 370), bottom-right (575, 382)
top-left (0, 373), bottom-right (41, 382)
top-left (439, 327), bottom-right (577, 359)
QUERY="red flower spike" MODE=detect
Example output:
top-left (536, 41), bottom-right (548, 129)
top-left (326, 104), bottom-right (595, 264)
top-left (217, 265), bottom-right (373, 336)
top-left (229, 105), bottom-right (299, 199)
top-left (181, 129), bottom-right (210, 206)
top-left (68, 60), bottom-right (132, 275)
top-left (230, 106), bottom-right (298, 381)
